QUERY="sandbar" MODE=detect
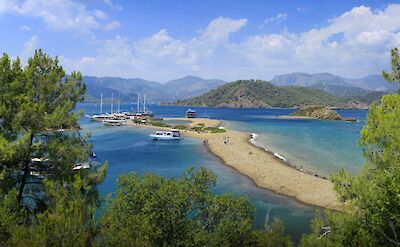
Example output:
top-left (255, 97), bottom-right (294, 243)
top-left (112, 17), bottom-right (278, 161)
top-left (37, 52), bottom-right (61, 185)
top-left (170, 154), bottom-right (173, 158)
top-left (125, 117), bottom-right (343, 210)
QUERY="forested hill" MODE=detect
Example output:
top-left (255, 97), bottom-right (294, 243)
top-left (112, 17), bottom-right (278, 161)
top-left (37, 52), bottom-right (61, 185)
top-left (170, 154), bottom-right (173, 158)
top-left (169, 80), bottom-right (344, 108)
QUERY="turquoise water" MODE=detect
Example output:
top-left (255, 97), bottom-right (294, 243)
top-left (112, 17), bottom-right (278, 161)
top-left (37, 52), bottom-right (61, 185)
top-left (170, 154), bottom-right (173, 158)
top-left (224, 109), bottom-right (367, 176)
top-left (80, 118), bottom-right (314, 243)
top-left (79, 103), bottom-right (367, 242)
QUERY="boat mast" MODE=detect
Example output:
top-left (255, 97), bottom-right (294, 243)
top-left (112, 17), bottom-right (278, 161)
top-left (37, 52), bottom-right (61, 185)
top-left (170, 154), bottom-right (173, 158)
top-left (100, 93), bottom-right (103, 115)
top-left (136, 94), bottom-right (140, 113)
top-left (111, 92), bottom-right (114, 114)
top-left (143, 94), bottom-right (146, 113)
top-left (118, 92), bottom-right (120, 113)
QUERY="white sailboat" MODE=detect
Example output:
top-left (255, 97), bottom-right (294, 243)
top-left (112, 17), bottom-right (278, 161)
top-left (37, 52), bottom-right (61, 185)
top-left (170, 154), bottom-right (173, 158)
top-left (135, 93), bottom-right (153, 117)
top-left (90, 93), bottom-right (109, 120)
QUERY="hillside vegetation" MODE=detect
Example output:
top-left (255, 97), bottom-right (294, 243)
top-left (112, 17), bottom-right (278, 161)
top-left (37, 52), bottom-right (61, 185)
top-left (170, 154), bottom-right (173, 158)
top-left (171, 80), bottom-right (344, 108)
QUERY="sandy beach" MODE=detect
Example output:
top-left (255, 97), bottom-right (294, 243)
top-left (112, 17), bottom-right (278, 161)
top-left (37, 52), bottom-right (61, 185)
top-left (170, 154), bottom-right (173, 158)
top-left (126, 117), bottom-right (342, 210)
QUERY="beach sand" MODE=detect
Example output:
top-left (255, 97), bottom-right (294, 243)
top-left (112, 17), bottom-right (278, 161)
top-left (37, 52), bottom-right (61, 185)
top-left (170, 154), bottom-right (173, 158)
top-left (126, 117), bottom-right (342, 210)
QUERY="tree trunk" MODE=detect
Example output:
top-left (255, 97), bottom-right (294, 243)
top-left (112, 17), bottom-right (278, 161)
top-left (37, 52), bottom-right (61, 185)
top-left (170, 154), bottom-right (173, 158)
top-left (17, 132), bottom-right (34, 205)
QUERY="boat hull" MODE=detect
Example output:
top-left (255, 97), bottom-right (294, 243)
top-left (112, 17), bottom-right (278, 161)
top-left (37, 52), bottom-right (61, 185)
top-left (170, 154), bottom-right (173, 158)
top-left (150, 135), bottom-right (181, 140)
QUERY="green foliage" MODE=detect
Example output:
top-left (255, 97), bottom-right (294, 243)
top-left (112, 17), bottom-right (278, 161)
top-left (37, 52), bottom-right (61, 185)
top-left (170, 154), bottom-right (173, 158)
top-left (174, 125), bottom-right (188, 130)
top-left (0, 50), bottom-right (91, 207)
top-left (100, 167), bottom-right (292, 247)
top-left (173, 80), bottom-right (344, 108)
top-left (300, 48), bottom-right (400, 246)
top-left (382, 48), bottom-right (400, 85)
top-left (290, 106), bottom-right (325, 116)
top-left (204, 127), bottom-right (226, 133)
top-left (0, 50), bottom-right (107, 245)
top-left (152, 121), bottom-right (170, 128)
top-left (7, 176), bottom-right (104, 247)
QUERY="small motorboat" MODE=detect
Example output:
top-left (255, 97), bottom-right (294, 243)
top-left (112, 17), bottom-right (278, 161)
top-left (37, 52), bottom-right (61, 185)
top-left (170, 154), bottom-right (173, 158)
top-left (72, 162), bottom-right (91, 171)
top-left (102, 119), bottom-right (126, 126)
top-left (150, 129), bottom-right (181, 140)
top-left (186, 109), bottom-right (197, 118)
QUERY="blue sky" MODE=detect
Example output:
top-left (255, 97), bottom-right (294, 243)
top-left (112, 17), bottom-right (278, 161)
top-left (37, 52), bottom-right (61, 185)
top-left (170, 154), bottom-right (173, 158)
top-left (1, 0), bottom-right (400, 82)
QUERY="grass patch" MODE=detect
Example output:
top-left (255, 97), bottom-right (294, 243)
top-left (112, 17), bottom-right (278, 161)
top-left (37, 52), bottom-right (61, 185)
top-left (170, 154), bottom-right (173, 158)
top-left (204, 127), bottom-right (226, 133)
top-left (152, 122), bottom-right (170, 128)
top-left (290, 106), bottom-right (324, 116)
top-left (174, 125), bottom-right (188, 130)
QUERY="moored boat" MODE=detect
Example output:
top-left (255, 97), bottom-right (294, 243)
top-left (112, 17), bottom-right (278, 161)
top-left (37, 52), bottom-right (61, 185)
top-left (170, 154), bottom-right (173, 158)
top-left (186, 109), bottom-right (197, 118)
top-left (150, 129), bottom-right (181, 140)
top-left (72, 162), bottom-right (90, 171)
top-left (102, 119), bottom-right (126, 126)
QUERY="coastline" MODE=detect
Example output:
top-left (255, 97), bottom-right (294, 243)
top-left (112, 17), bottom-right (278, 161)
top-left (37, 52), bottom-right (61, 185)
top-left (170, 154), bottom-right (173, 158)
top-left (277, 115), bottom-right (357, 122)
top-left (124, 117), bottom-right (343, 210)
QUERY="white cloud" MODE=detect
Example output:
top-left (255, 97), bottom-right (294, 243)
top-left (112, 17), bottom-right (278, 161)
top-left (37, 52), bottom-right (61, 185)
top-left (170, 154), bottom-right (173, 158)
top-left (20, 24), bottom-right (31, 31)
top-left (0, 0), bottom-right (120, 33)
top-left (103, 20), bottom-right (120, 31)
top-left (62, 5), bottom-right (400, 81)
top-left (201, 17), bottom-right (247, 43)
top-left (62, 17), bottom-right (247, 79)
top-left (20, 35), bottom-right (38, 61)
top-left (263, 13), bottom-right (287, 24)
top-left (102, 0), bottom-right (122, 11)
top-left (92, 9), bottom-right (108, 20)
top-left (296, 7), bottom-right (309, 12)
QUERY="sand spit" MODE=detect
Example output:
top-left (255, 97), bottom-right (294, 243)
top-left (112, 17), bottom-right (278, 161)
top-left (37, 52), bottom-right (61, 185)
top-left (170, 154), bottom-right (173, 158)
top-left (125, 117), bottom-right (342, 210)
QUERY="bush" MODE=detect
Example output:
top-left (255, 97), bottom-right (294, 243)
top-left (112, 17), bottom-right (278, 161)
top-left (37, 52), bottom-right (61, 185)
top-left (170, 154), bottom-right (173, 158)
top-left (204, 127), bottom-right (226, 133)
top-left (152, 122), bottom-right (170, 128)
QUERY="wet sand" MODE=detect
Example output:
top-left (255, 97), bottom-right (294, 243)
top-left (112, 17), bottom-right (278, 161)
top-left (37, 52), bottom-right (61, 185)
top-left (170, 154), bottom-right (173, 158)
top-left (126, 117), bottom-right (342, 210)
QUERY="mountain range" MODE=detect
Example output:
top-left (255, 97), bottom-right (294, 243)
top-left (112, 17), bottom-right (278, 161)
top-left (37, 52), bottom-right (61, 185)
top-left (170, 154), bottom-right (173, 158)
top-left (84, 75), bottom-right (225, 103)
top-left (83, 72), bottom-right (396, 104)
top-left (271, 72), bottom-right (397, 92)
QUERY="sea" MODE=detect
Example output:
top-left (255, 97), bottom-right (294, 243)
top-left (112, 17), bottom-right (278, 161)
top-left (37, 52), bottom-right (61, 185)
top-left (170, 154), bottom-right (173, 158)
top-left (78, 103), bottom-right (367, 243)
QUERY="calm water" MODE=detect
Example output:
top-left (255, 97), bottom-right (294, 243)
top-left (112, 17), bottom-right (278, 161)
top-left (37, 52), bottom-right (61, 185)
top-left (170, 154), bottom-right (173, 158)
top-left (79, 103), bottom-right (367, 242)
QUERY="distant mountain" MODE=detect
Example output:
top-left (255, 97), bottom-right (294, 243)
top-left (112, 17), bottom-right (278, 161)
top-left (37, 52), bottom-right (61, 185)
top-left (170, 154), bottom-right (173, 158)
top-left (350, 74), bottom-right (398, 91)
top-left (170, 80), bottom-right (344, 108)
top-left (163, 76), bottom-right (226, 100)
top-left (271, 72), bottom-right (347, 87)
top-left (84, 83), bottom-right (132, 102)
top-left (83, 76), bottom-right (169, 103)
top-left (82, 75), bottom-right (226, 103)
top-left (309, 84), bottom-right (371, 97)
top-left (271, 72), bottom-right (397, 92)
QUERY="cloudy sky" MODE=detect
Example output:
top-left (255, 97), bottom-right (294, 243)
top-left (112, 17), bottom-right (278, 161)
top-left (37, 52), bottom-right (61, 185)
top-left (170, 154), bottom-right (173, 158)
top-left (1, 0), bottom-right (399, 82)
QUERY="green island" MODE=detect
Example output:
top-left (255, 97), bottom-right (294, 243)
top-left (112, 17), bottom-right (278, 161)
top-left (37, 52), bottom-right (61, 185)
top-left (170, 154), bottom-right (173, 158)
top-left (288, 106), bottom-right (357, 122)
top-left (169, 79), bottom-right (389, 109)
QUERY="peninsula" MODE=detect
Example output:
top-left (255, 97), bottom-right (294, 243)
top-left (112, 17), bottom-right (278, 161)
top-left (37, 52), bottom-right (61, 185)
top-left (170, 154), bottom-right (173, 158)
top-left (125, 117), bottom-right (343, 210)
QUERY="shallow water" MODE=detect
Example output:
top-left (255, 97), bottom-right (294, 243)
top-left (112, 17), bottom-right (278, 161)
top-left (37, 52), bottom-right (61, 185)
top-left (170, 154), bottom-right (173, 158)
top-left (79, 103), bottom-right (367, 242)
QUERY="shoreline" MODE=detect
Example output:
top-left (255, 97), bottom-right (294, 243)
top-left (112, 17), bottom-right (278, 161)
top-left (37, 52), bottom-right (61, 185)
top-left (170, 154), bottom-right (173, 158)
top-left (248, 133), bottom-right (330, 180)
top-left (123, 117), bottom-right (343, 210)
top-left (277, 115), bottom-right (357, 122)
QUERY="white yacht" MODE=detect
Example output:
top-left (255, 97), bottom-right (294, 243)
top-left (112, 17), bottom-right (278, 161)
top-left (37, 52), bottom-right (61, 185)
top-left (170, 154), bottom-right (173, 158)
top-left (72, 162), bottom-right (90, 171)
top-left (150, 129), bottom-right (181, 140)
top-left (102, 119), bottom-right (126, 126)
